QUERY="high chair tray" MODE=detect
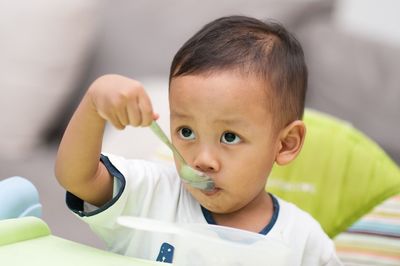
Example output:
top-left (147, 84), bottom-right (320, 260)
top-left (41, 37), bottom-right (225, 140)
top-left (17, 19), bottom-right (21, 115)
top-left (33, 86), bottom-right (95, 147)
top-left (0, 217), bottom-right (162, 266)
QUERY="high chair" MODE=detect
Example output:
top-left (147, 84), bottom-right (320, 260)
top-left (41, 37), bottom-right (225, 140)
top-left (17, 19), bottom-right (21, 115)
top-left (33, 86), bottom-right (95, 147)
top-left (0, 177), bottom-right (162, 265)
top-left (268, 109), bottom-right (400, 237)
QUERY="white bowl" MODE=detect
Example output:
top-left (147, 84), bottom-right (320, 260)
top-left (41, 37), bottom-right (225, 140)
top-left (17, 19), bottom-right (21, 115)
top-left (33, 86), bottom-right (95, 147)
top-left (118, 216), bottom-right (290, 266)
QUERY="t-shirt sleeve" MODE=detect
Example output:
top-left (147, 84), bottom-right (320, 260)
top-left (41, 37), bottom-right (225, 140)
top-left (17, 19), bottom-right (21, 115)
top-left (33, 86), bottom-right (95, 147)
top-left (65, 153), bottom-right (182, 249)
top-left (65, 154), bottom-right (129, 228)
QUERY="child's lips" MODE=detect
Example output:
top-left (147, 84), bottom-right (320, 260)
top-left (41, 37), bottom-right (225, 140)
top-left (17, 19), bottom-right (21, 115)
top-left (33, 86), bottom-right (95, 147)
top-left (202, 187), bottom-right (221, 196)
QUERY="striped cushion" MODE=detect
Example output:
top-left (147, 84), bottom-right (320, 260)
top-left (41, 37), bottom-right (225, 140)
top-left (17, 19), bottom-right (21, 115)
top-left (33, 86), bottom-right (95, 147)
top-left (334, 195), bottom-right (400, 265)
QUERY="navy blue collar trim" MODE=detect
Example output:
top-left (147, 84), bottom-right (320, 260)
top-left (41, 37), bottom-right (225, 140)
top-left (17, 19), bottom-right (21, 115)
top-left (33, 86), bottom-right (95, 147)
top-left (200, 193), bottom-right (279, 236)
top-left (66, 154), bottom-right (126, 217)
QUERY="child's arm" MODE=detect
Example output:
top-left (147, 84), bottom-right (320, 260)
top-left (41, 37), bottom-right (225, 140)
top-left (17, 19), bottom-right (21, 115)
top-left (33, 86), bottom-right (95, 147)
top-left (55, 74), bottom-right (157, 207)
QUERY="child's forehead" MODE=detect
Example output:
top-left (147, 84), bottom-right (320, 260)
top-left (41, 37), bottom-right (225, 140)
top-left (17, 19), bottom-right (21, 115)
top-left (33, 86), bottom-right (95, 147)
top-left (170, 70), bottom-right (270, 94)
top-left (169, 72), bottom-right (275, 122)
top-left (170, 71), bottom-right (272, 105)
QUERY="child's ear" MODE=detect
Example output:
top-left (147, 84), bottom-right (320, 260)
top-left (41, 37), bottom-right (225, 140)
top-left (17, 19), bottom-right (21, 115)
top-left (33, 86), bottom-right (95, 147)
top-left (275, 120), bottom-right (306, 165)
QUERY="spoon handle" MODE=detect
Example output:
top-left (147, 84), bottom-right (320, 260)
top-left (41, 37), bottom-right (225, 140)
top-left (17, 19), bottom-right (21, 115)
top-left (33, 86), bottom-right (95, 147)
top-left (149, 121), bottom-right (186, 164)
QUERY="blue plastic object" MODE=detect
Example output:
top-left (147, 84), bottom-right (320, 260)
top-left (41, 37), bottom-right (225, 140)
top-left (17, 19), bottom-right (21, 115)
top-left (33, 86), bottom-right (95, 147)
top-left (0, 176), bottom-right (42, 219)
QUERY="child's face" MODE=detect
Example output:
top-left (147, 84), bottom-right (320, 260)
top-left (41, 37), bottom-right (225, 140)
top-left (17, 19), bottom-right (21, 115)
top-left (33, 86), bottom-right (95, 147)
top-left (169, 71), bottom-right (281, 214)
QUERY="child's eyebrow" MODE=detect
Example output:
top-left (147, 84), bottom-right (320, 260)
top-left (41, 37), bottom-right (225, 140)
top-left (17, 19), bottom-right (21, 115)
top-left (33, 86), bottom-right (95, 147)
top-left (170, 111), bottom-right (191, 119)
top-left (171, 111), bottom-right (249, 127)
top-left (213, 118), bottom-right (249, 127)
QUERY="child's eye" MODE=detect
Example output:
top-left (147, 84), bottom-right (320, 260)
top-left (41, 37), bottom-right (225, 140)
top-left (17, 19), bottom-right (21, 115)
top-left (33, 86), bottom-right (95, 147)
top-left (178, 127), bottom-right (196, 140)
top-left (221, 132), bottom-right (241, 144)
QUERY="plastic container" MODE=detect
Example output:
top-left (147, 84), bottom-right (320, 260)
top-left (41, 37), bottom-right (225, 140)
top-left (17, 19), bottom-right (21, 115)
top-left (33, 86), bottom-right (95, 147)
top-left (0, 176), bottom-right (42, 219)
top-left (118, 216), bottom-right (290, 266)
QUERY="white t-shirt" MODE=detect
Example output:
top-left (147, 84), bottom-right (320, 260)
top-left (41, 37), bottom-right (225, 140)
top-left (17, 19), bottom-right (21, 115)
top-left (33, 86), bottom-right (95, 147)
top-left (66, 153), bottom-right (342, 265)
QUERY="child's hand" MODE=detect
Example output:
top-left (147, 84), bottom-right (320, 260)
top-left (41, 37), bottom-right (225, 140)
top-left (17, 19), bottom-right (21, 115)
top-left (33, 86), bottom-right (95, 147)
top-left (87, 74), bottom-right (159, 129)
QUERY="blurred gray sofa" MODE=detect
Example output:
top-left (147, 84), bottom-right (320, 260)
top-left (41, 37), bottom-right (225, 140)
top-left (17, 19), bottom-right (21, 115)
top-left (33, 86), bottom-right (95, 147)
top-left (294, 1), bottom-right (400, 164)
top-left (54, 0), bottom-right (400, 163)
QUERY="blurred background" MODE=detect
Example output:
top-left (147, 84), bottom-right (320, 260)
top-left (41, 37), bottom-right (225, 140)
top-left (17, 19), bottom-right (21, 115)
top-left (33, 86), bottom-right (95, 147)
top-left (0, 0), bottom-right (399, 249)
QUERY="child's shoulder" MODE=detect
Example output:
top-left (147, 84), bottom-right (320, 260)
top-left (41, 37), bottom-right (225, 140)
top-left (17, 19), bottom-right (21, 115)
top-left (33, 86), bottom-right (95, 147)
top-left (101, 152), bottom-right (178, 181)
top-left (273, 196), bottom-right (328, 239)
top-left (102, 152), bottom-right (175, 169)
top-left (272, 196), bottom-right (339, 264)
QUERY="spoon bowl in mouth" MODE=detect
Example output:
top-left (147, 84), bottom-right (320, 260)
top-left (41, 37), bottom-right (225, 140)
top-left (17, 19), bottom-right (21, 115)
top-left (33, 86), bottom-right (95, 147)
top-left (179, 164), bottom-right (215, 191)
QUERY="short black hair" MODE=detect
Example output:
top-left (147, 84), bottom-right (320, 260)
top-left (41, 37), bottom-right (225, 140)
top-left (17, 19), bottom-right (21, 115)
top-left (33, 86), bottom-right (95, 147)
top-left (169, 15), bottom-right (307, 128)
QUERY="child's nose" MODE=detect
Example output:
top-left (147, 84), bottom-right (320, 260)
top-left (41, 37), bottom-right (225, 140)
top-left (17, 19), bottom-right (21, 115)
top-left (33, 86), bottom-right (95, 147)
top-left (193, 147), bottom-right (220, 173)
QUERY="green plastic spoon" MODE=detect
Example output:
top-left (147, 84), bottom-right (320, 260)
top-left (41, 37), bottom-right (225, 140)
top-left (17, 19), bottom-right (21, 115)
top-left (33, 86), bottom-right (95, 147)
top-left (150, 121), bottom-right (215, 191)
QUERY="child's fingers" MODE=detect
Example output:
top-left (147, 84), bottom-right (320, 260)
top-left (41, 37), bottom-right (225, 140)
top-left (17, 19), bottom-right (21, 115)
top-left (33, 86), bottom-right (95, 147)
top-left (126, 99), bottom-right (142, 127)
top-left (115, 106), bottom-right (130, 127)
top-left (97, 108), bottom-right (126, 130)
top-left (107, 112), bottom-right (126, 130)
top-left (138, 91), bottom-right (155, 126)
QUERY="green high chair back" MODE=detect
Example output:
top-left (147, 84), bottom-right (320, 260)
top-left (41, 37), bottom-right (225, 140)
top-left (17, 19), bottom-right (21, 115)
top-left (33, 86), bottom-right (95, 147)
top-left (268, 109), bottom-right (400, 238)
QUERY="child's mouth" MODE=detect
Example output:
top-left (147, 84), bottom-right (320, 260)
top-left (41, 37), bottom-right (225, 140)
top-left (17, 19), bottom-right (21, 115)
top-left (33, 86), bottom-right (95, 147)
top-left (202, 187), bottom-right (221, 196)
